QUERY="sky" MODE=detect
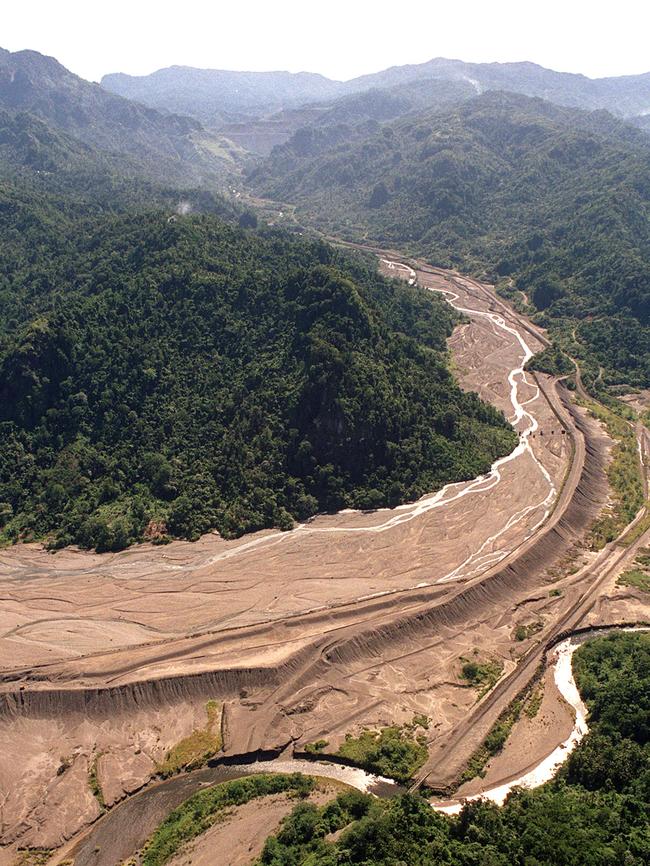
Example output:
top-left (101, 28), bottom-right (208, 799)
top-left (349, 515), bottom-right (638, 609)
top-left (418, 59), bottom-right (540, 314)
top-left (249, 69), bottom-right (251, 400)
top-left (2, 0), bottom-right (650, 83)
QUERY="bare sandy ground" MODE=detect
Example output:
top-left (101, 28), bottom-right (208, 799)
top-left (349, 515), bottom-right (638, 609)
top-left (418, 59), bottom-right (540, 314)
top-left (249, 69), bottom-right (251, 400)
top-left (458, 666), bottom-right (574, 798)
top-left (0, 257), bottom-right (643, 859)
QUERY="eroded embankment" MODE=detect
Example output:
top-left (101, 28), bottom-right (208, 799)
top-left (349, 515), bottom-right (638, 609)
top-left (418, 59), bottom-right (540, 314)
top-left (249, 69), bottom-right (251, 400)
top-left (296, 389), bottom-right (607, 672)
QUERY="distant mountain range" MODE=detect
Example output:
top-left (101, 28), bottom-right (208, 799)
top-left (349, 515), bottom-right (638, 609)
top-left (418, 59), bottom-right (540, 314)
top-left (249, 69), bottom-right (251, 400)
top-left (101, 58), bottom-right (650, 150)
top-left (101, 66), bottom-right (342, 127)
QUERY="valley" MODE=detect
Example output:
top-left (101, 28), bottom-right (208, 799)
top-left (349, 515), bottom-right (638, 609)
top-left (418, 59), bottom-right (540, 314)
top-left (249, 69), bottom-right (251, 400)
top-left (1, 252), bottom-right (647, 862)
top-left (0, 28), bottom-right (649, 865)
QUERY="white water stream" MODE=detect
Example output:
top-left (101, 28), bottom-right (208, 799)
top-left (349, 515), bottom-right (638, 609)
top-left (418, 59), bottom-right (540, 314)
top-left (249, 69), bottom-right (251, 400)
top-left (431, 635), bottom-right (589, 814)
top-left (431, 627), bottom-right (649, 813)
top-left (226, 758), bottom-right (396, 794)
top-left (173, 259), bottom-right (557, 592)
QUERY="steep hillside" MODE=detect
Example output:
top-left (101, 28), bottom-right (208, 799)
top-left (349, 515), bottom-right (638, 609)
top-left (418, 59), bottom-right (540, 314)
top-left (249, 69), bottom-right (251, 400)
top-left (249, 93), bottom-right (650, 387)
top-left (0, 191), bottom-right (515, 551)
top-left (0, 47), bottom-right (243, 185)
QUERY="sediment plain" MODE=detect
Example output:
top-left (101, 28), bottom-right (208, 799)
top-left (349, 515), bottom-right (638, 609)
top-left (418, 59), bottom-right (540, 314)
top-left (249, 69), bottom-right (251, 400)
top-left (0, 255), bottom-right (647, 861)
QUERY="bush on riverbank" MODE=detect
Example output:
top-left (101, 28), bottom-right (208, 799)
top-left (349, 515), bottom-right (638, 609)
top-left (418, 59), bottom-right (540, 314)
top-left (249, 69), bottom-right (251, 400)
top-left (336, 717), bottom-right (429, 783)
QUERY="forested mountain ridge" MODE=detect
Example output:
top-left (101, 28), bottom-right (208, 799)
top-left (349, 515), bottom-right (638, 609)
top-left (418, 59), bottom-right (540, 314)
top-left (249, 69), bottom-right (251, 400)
top-left (0, 47), bottom-right (245, 185)
top-left (344, 58), bottom-right (650, 119)
top-left (0, 196), bottom-right (515, 551)
top-left (249, 92), bottom-right (650, 387)
top-left (101, 66), bottom-right (342, 127)
top-left (101, 57), bottom-right (650, 132)
top-left (0, 106), bottom-right (242, 223)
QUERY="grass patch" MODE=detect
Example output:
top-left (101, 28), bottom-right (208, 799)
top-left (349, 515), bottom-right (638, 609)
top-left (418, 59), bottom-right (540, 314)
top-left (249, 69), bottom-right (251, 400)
top-left (157, 700), bottom-right (222, 778)
top-left (460, 657), bottom-right (504, 697)
top-left (577, 398), bottom-right (644, 549)
top-left (617, 568), bottom-right (650, 592)
top-left (336, 716), bottom-right (429, 783)
top-left (636, 547), bottom-right (650, 566)
top-left (88, 752), bottom-right (105, 811)
top-left (616, 547), bottom-right (650, 592)
top-left (14, 851), bottom-right (53, 866)
top-left (525, 685), bottom-right (544, 719)
top-left (304, 739), bottom-right (329, 754)
top-left (514, 621), bottom-right (543, 641)
top-left (142, 773), bottom-right (314, 866)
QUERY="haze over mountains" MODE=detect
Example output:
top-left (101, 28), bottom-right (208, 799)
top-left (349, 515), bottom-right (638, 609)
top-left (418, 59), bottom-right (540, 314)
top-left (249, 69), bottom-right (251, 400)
top-left (101, 57), bottom-right (650, 141)
top-left (0, 47), bottom-right (244, 184)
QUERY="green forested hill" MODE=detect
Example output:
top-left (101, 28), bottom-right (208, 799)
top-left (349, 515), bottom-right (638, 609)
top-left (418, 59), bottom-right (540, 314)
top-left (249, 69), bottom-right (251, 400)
top-left (0, 198), bottom-right (515, 550)
top-left (249, 92), bottom-right (650, 388)
top-left (0, 105), bottom-right (242, 222)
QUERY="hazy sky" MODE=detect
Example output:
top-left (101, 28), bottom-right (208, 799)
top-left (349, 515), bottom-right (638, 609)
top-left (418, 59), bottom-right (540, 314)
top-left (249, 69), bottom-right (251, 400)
top-left (3, 0), bottom-right (650, 83)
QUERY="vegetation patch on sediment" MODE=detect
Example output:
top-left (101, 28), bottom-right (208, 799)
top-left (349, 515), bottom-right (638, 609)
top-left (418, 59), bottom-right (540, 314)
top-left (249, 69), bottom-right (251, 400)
top-left (514, 620), bottom-right (543, 642)
top-left (459, 670), bottom-right (545, 783)
top-left (577, 398), bottom-right (644, 548)
top-left (335, 716), bottom-right (429, 783)
top-left (88, 752), bottom-right (106, 811)
top-left (460, 655), bottom-right (504, 697)
top-left (304, 739), bottom-right (329, 754)
top-left (617, 567), bottom-right (650, 593)
top-left (14, 850), bottom-right (54, 866)
top-left (142, 773), bottom-right (315, 866)
top-left (157, 700), bottom-right (222, 778)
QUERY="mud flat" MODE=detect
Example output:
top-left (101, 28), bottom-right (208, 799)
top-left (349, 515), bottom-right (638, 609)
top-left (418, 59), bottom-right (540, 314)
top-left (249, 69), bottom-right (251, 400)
top-left (0, 256), bottom-right (636, 857)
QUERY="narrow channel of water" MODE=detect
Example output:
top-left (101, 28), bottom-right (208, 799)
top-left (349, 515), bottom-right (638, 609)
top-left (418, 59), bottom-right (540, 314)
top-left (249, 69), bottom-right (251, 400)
top-left (431, 626), bottom-right (649, 813)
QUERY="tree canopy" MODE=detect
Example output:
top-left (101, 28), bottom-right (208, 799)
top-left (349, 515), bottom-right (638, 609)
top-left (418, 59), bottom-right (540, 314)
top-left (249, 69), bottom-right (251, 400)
top-left (0, 192), bottom-right (515, 550)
